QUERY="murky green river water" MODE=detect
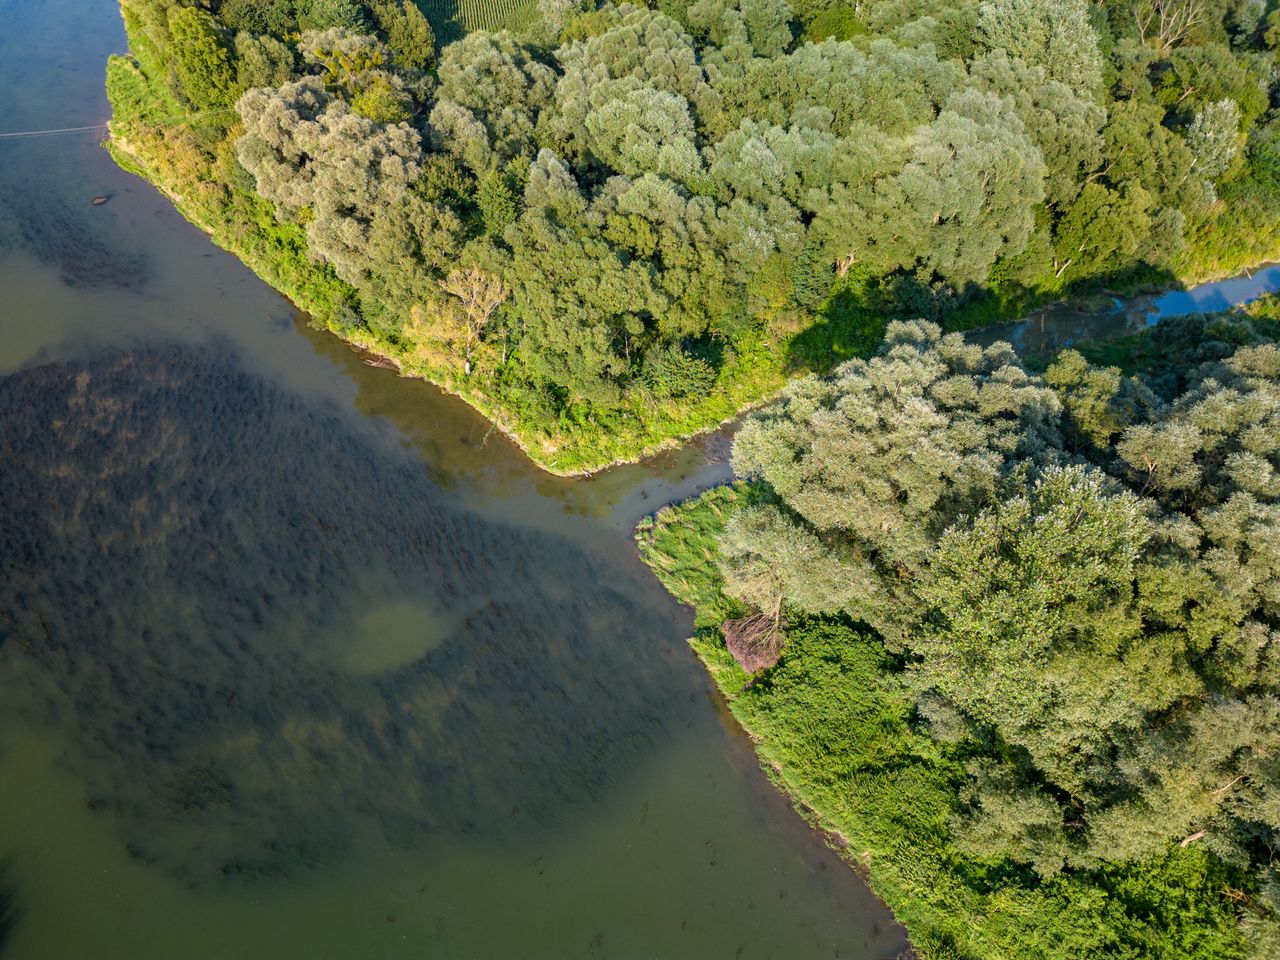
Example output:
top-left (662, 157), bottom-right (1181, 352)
top-left (0, 2), bottom-right (906, 957)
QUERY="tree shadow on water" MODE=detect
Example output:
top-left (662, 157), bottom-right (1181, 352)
top-left (785, 261), bottom-right (1188, 375)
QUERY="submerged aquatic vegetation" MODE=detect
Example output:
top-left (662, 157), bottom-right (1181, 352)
top-left (0, 344), bottom-right (683, 883)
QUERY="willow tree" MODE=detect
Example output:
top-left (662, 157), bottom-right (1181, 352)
top-left (727, 320), bottom-right (1062, 637)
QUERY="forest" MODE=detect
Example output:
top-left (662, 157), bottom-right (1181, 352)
top-left (639, 299), bottom-right (1280, 959)
top-left (107, 0), bottom-right (1280, 471)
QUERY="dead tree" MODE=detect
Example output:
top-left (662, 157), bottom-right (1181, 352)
top-left (437, 267), bottom-right (508, 375)
top-left (722, 612), bottom-right (784, 674)
top-left (1135, 0), bottom-right (1204, 58)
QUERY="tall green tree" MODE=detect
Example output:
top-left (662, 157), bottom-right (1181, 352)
top-left (167, 6), bottom-right (238, 110)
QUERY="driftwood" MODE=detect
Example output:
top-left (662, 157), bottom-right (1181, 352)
top-left (722, 612), bottom-right (783, 674)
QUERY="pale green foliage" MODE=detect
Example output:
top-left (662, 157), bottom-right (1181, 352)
top-left (1044, 349), bottom-right (1155, 450)
top-left (805, 90), bottom-right (1046, 284)
top-left (706, 119), bottom-right (835, 208)
top-left (967, 49), bottom-right (1104, 206)
top-left (1188, 98), bottom-right (1243, 182)
top-left (729, 38), bottom-right (961, 137)
top-left (954, 760), bottom-right (1071, 877)
top-left (236, 77), bottom-right (459, 318)
top-left (688, 0), bottom-right (795, 60)
top-left (430, 31), bottom-right (555, 172)
top-left (723, 324), bottom-right (1280, 895)
top-left (582, 82), bottom-right (701, 181)
top-left (976, 0), bottom-right (1102, 100)
top-left (731, 320), bottom-right (1060, 632)
top-left (895, 91), bottom-right (1046, 282)
top-left (548, 5), bottom-right (721, 158)
top-left (718, 504), bottom-right (867, 617)
top-left (297, 26), bottom-right (416, 121)
top-left (299, 26), bottom-right (390, 81)
top-left (912, 464), bottom-right (1184, 795)
top-left (1117, 344), bottom-right (1280, 512)
top-left (1243, 911), bottom-right (1280, 960)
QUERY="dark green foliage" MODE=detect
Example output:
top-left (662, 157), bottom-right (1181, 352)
top-left (369, 0), bottom-right (436, 69)
top-left (790, 235), bottom-right (832, 309)
top-left (299, 0), bottom-right (371, 31)
top-left (477, 168), bottom-right (520, 235)
top-left (167, 6), bottom-right (238, 111)
top-left (1246, 122), bottom-right (1280, 191)
top-left (642, 343), bottom-right (716, 398)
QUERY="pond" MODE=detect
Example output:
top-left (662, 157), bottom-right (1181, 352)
top-left (0, 2), bottom-right (904, 958)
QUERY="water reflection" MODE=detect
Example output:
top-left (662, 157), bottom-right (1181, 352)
top-left (291, 313), bottom-right (736, 533)
top-left (970, 263), bottom-right (1280, 358)
top-left (0, 864), bottom-right (16, 955)
top-left (0, 344), bottom-right (678, 884)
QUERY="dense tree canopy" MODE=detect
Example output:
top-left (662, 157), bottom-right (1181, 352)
top-left (111, 0), bottom-right (1280, 951)
top-left (720, 317), bottom-right (1280, 955)
top-left (116, 0), bottom-right (1280, 428)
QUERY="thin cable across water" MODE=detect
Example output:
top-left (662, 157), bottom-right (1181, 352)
top-left (0, 123), bottom-right (109, 140)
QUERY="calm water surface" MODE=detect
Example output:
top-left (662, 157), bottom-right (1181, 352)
top-left (0, 1), bottom-right (906, 957)
top-left (971, 265), bottom-right (1280, 357)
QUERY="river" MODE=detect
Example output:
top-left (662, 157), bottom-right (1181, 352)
top-left (0, 2), bottom-right (906, 958)
top-left (9, 4), bottom-right (1280, 958)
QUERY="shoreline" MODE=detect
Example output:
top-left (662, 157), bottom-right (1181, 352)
top-left (107, 127), bottom-right (786, 479)
top-left (106, 126), bottom-right (1280, 485)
